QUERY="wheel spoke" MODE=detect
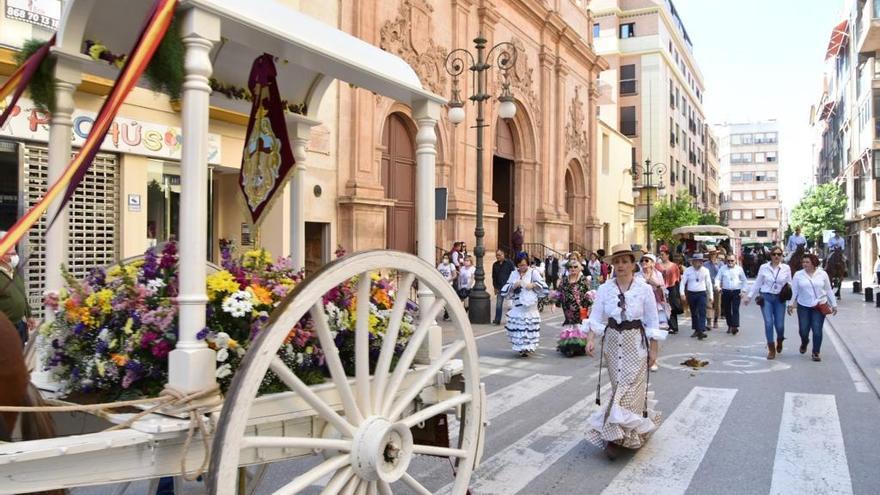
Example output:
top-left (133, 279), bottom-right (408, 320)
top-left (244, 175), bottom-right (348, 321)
top-left (355, 272), bottom-right (373, 416)
top-left (399, 393), bottom-right (472, 429)
top-left (240, 436), bottom-right (352, 452)
top-left (310, 303), bottom-right (364, 425)
top-left (366, 481), bottom-right (378, 495)
top-left (400, 473), bottom-right (432, 495)
top-left (320, 466), bottom-right (354, 495)
top-left (355, 479), bottom-right (368, 495)
top-left (372, 272), bottom-right (416, 411)
top-left (380, 299), bottom-right (446, 416)
top-left (388, 340), bottom-right (466, 421)
top-left (412, 444), bottom-right (468, 458)
top-left (341, 475), bottom-right (360, 495)
top-left (270, 357), bottom-right (355, 437)
top-left (377, 481), bottom-right (393, 495)
top-left (274, 454), bottom-right (349, 495)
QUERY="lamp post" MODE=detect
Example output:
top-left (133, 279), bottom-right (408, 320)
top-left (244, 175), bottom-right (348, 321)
top-left (632, 159), bottom-right (667, 252)
top-left (445, 35), bottom-right (517, 324)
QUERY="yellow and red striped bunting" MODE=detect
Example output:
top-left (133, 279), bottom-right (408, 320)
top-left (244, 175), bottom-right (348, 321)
top-left (0, 0), bottom-right (177, 256)
top-left (0, 34), bottom-right (56, 127)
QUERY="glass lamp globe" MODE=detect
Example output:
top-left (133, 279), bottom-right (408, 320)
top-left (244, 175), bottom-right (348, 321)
top-left (499, 98), bottom-right (517, 119)
top-left (448, 105), bottom-right (466, 125)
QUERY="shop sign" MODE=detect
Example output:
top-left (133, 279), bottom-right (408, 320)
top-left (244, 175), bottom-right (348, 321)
top-left (5, 0), bottom-right (60, 30)
top-left (0, 98), bottom-right (222, 164)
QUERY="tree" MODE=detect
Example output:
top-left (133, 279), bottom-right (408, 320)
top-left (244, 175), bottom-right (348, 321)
top-left (698, 210), bottom-right (721, 226)
top-left (650, 191), bottom-right (701, 245)
top-left (788, 183), bottom-right (846, 242)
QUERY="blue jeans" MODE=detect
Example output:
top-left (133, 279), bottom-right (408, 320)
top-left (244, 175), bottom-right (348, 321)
top-left (686, 290), bottom-right (708, 332)
top-left (760, 292), bottom-right (786, 343)
top-left (494, 293), bottom-right (505, 323)
top-left (797, 304), bottom-right (825, 354)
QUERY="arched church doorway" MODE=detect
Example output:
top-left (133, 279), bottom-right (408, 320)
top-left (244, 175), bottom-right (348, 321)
top-left (493, 118), bottom-right (516, 253)
top-left (381, 113), bottom-right (416, 254)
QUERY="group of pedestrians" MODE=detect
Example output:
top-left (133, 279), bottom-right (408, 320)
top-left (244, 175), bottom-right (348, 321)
top-left (437, 241), bottom-right (476, 320)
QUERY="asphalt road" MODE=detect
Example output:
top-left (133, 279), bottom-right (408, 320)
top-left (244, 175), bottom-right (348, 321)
top-left (74, 298), bottom-right (880, 495)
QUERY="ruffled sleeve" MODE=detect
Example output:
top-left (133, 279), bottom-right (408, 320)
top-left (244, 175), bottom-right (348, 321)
top-left (500, 270), bottom-right (518, 298)
top-left (586, 283), bottom-right (609, 336)
top-left (530, 269), bottom-right (549, 296)
top-left (640, 283), bottom-right (666, 341)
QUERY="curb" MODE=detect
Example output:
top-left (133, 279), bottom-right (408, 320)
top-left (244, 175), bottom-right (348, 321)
top-left (825, 316), bottom-right (880, 398)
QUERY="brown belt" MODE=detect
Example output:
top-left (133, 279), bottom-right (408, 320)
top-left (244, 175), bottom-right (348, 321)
top-left (607, 318), bottom-right (644, 331)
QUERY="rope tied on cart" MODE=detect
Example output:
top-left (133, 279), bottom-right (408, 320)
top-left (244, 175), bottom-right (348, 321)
top-left (0, 383), bottom-right (222, 481)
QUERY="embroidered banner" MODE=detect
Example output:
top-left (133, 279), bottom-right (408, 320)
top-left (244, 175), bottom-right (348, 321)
top-left (0, 34), bottom-right (55, 127)
top-left (0, 0), bottom-right (177, 256)
top-left (238, 54), bottom-right (295, 226)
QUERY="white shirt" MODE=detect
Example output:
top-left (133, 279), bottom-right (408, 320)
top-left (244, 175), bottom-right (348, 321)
top-left (786, 234), bottom-right (807, 252)
top-left (680, 265), bottom-right (714, 301)
top-left (451, 251), bottom-right (462, 268)
top-left (587, 278), bottom-right (666, 341)
top-left (788, 268), bottom-right (837, 309)
top-left (457, 265), bottom-right (475, 290)
top-left (748, 262), bottom-right (792, 298)
top-left (437, 262), bottom-right (456, 283)
top-left (716, 265), bottom-right (747, 291)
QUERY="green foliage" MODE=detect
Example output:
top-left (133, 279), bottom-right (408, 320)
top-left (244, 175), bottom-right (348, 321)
top-left (16, 39), bottom-right (56, 112)
top-left (649, 191), bottom-right (701, 244)
top-left (144, 15), bottom-right (184, 101)
top-left (789, 183), bottom-right (847, 241)
top-left (698, 210), bottom-right (721, 226)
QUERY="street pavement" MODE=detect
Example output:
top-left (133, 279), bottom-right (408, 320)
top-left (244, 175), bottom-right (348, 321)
top-left (73, 284), bottom-right (880, 495)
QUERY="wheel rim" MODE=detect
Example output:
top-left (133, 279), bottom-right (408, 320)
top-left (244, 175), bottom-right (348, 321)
top-left (208, 250), bottom-right (482, 495)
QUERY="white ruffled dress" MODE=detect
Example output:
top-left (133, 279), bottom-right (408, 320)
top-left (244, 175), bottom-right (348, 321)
top-left (584, 279), bottom-right (668, 449)
top-left (501, 268), bottom-right (548, 352)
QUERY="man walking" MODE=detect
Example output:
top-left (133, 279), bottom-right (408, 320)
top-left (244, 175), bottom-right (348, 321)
top-left (0, 231), bottom-right (33, 345)
top-left (716, 254), bottom-right (747, 334)
top-left (705, 248), bottom-right (724, 329)
top-left (544, 254), bottom-right (560, 289)
top-left (680, 253), bottom-right (713, 340)
top-left (492, 249), bottom-right (515, 325)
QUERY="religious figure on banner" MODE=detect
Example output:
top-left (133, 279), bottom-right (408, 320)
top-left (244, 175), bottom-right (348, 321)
top-left (238, 53), bottom-right (295, 225)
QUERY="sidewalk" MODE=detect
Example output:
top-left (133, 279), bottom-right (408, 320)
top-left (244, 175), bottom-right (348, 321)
top-left (826, 281), bottom-right (880, 396)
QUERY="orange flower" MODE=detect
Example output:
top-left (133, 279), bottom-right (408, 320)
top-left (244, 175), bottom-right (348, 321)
top-left (248, 284), bottom-right (273, 305)
top-left (110, 354), bottom-right (129, 367)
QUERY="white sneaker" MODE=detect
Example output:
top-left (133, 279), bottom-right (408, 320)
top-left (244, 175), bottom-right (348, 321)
top-left (650, 364), bottom-right (659, 371)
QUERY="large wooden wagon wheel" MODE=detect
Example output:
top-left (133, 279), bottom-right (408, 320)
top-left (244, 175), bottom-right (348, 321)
top-left (209, 250), bottom-right (483, 494)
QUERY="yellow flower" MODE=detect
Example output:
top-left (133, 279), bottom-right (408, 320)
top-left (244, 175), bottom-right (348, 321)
top-left (85, 289), bottom-right (114, 314)
top-left (124, 264), bottom-right (139, 279)
top-left (247, 284), bottom-right (273, 305)
top-left (207, 270), bottom-right (240, 298)
top-left (107, 265), bottom-right (124, 278)
top-left (243, 248), bottom-right (273, 268)
top-left (96, 360), bottom-right (106, 377)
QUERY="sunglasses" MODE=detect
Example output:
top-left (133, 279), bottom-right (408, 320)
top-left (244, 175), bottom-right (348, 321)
top-left (772, 252), bottom-right (783, 257)
top-left (640, 259), bottom-right (652, 263)
top-left (727, 259), bottom-right (736, 263)
top-left (617, 293), bottom-right (627, 312)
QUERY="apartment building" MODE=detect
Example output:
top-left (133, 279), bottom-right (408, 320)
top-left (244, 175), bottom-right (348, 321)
top-left (706, 124), bottom-right (721, 214)
top-left (715, 121), bottom-right (783, 245)
top-left (811, 0), bottom-right (880, 287)
top-left (591, 0), bottom-right (716, 246)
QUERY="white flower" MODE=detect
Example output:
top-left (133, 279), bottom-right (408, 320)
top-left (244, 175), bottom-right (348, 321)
top-left (216, 363), bottom-right (233, 379)
top-left (222, 291), bottom-right (254, 318)
top-left (216, 348), bottom-right (229, 362)
top-left (146, 278), bottom-right (166, 293)
top-left (215, 332), bottom-right (231, 349)
top-left (97, 328), bottom-right (110, 342)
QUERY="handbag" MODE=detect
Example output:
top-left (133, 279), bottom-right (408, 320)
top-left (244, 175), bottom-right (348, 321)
top-left (756, 294), bottom-right (765, 307)
top-left (810, 277), bottom-right (833, 315)
top-left (779, 283), bottom-right (793, 302)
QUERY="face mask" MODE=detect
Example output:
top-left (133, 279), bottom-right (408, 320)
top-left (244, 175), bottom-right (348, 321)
top-left (8, 254), bottom-right (20, 268)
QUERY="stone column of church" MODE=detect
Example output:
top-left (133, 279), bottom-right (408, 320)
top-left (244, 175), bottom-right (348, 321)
top-left (555, 58), bottom-right (569, 219)
top-left (585, 78), bottom-right (602, 249)
top-left (537, 49), bottom-right (555, 230)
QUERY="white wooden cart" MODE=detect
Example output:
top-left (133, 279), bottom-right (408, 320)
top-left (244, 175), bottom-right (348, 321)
top-left (0, 1), bottom-right (485, 493)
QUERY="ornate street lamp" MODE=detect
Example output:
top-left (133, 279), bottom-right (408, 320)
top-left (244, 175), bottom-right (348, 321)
top-left (445, 35), bottom-right (517, 324)
top-left (631, 159), bottom-right (667, 252)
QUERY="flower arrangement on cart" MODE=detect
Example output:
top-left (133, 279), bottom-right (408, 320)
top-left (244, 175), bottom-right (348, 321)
top-left (40, 240), bottom-right (417, 399)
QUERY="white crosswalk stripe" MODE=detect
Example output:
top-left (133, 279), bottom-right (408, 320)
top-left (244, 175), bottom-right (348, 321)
top-left (770, 393), bottom-right (853, 495)
top-left (601, 386), bottom-right (738, 495)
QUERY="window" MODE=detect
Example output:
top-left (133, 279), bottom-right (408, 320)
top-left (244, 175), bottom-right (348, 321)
top-left (742, 172), bottom-right (755, 182)
top-left (755, 209), bottom-right (766, 219)
top-left (755, 152), bottom-right (766, 163)
top-left (743, 210), bottom-right (753, 220)
top-left (620, 64), bottom-right (637, 95)
top-left (620, 106), bottom-right (637, 136)
top-left (766, 170), bottom-right (777, 181)
top-left (731, 135), bottom-right (741, 145)
top-left (757, 230), bottom-right (769, 238)
top-left (602, 133), bottom-right (610, 174)
top-left (732, 210), bottom-right (742, 220)
top-left (740, 134), bottom-right (754, 144)
top-left (768, 189), bottom-right (777, 199)
top-left (619, 23), bottom-right (635, 39)
top-left (755, 172), bottom-right (766, 182)
top-left (732, 191), bottom-right (743, 201)
top-left (732, 172), bottom-right (742, 182)
top-left (767, 209), bottom-right (777, 219)
top-left (593, 23), bottom-right (600, 38)
top-left (743, 190), bottom-right (753, 201)
top-left (669, 40), bottom-right (673, 53)
top-left (766, 151), bottom-right (777, 162)
top-left (675, 123), bottom-right (680, 143)
top-left (755, 190), bottom-right (766, 200)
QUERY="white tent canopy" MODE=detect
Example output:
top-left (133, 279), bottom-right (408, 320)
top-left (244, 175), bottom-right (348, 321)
top-left (671, 225), bottom-right (736, 240)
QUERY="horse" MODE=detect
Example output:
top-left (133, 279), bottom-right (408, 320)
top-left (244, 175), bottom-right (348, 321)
top-left (824, 249), bottom-right (847, 299)
top-left (0, 313), bottom-right (65, 495)
top-left (788, 245), bottom-right (806, 275)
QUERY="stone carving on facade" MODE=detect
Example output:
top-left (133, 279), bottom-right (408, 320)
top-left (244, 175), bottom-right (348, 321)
top-left (565, 85), bottom-right (589, 159)
top-left (379, 0), bottom-right (448, 95)
top-left (498, 37), bottom-right (541, 127)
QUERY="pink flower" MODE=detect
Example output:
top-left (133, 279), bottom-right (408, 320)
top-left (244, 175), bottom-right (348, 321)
top-left (151, 340), bottom-right (172, 359)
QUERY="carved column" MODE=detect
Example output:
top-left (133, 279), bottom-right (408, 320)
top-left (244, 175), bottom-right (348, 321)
top-left (585, 78), bottom-right (602, 248)
top-left (169, 7), bottom-right (220, 394)
top-left (555, 59), bottom-right (570, 218)
top-left (537, 49), bottom-right (555, 221)
top-left (288, 121), bottom-right (312, 270)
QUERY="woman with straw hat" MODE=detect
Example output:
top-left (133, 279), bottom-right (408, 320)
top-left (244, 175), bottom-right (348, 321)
top-left (585, 244), bottom-right (667, 459)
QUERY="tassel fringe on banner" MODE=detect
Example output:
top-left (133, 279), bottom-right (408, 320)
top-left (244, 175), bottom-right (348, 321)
top-left (0, 0), bottom-right (178, 257)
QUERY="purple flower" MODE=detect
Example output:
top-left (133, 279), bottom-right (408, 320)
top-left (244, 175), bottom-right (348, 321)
top-left (196, 327), bottom-right (210, 340)
top-left (142, 247), bottom-right (159, 280)
top-left (151, 340), bottom-right (172, 359)
top-left (87, 267), bottom-right (106, 287)
top-left (160, 239), bottom-right (178, 270)
top-left (140, 331), bottom-right (160, 348)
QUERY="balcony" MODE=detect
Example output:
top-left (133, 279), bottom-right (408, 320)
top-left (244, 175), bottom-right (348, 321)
top-left (857, 0), bottom-right (880, 55)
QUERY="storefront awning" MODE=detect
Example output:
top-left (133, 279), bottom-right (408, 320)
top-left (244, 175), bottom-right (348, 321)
top-left (825, 20), bottom-right (849, 60)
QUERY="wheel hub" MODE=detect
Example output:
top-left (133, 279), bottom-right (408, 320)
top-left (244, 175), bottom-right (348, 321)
top-left (350, 416), bottom-right (413, 482)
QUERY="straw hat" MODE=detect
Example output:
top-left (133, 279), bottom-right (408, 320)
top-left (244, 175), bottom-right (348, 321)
top-left (604, 243), bottom-right (644, 263)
